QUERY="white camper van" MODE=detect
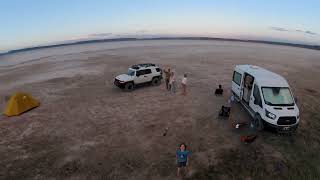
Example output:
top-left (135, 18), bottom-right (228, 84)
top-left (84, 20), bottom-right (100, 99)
top-left (231, 65), bottom-right (299, 132)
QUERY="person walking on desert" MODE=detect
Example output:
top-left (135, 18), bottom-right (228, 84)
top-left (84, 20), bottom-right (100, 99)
top-left (163, 68), bottom-right (171, 91)
top-left (181, 73), bottom-right (187, 95)
top-left (170, 71), bottom-right (176, 93)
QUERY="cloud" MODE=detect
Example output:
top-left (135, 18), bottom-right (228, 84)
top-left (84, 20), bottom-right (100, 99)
top-left (136, 30), bottom-right (148, 33)
top-left (303, 30), bottom-right (317, 35)
top-left (295, 29), bottom-right (317, 35)
top-left (270, 27), bottom-right (290, 32)
top-left (270, 27), bottom-right (317, 36)
top-left (89, 33), bottom-right (113, 37)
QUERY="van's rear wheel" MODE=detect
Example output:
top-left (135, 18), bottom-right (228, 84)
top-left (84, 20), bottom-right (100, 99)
top-left (124, 82), bottom-right (134, 91)
top-left (253, 114), bottom-right (264, 131)
top-left (152, 77), bottom-right (160, 86)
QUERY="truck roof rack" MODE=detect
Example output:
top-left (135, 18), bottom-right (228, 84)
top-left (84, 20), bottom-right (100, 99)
top-left (131, 63), bottom-right (156, 69)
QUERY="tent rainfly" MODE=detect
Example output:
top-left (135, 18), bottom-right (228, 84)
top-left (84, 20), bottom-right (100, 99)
top-left (3, 92), bottom-right (40, 117)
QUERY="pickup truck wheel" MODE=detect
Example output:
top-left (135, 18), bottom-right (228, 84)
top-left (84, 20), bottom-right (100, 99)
top-left (152, 77), bottom-right (160, 86)
top-left (124, 82), bottom-right (134, 91)
top-left (253, 114), bottom-right (264, 131)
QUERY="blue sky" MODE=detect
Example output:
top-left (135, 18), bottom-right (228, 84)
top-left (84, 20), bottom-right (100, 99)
top-left (1, 0), bottom-right (320, 51)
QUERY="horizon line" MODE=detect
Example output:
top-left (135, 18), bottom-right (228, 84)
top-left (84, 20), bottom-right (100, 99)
top-left (2, 36), bottom-right (320, 55)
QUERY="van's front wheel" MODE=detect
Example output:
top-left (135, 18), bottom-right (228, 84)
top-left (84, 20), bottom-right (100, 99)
top-left (253, 114), bottom-right (264, 131)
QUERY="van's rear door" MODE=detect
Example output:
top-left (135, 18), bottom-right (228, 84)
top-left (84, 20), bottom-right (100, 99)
top-left (232, 71), bottom-right (242, 98)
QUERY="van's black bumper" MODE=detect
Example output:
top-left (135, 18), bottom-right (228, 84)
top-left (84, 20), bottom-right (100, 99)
top-left (263, 120), bottom-right (299, 132)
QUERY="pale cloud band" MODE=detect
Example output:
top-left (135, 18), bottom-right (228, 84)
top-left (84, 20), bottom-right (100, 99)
top-left (270, 27), bottom-right (317, 35)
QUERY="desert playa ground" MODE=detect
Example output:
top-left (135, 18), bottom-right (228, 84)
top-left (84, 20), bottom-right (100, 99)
top-left (0, 40), bottom-right (320, 180)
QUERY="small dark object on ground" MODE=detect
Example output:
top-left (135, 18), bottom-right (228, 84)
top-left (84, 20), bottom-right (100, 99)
top-left (215, 84), bottom-right (224, 95)
top-left (163, 127), bottom-right (169, 136)
top-left (219, 106), bottom-right (230, 117)
top-left (240, 135), bottom-right (257, 144)
top-left (274, 161), bottom-right (287, 175)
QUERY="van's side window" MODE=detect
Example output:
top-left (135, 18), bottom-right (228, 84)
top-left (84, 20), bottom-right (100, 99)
top-left (233, 71), bottom-right (242, 86)
top-left (253, 84), bottom-right (263, 108)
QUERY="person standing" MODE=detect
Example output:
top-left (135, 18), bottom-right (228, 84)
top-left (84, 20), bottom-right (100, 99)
top-left (163, 68), bottom-right (171, 91)
top-left (181, 73), bottom-right (187, 95)
top-left (176, 143), bottom-right (191, 177)
top-left (170, 71), bottom-right (176, 93)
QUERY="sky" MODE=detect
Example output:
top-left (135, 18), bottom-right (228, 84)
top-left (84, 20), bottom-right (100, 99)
top-left (1, 0), bottom-right (320, 52)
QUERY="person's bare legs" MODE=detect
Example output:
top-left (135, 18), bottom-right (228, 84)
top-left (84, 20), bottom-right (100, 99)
top-left (166, 79), bottom-right (170, 91)
top-left (177, 167), bottom-right (181, 176)
top-left (181, 84), bottom-right (184, 95)
top-left (185, 166), bottom-right (188, 175)
top-left (181, 84), bottom-right (187, 95)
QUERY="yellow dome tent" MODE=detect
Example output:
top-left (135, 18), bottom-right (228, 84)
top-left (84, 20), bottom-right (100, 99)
top-left (3, 92), bottom-right (40, 117)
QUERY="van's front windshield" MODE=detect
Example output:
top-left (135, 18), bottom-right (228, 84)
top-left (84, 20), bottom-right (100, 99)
top-left (127, 69), bottom-right (135, 76)
top-left (261, 87), bottom-right (294, 106)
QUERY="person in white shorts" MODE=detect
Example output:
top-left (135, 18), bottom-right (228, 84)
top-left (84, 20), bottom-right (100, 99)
top-left (170, 71), bottom-right (177, 93)
top-left (181, 74), bottom-right (187, 95)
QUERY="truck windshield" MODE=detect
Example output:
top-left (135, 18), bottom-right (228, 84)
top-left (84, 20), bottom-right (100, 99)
top-left (127, 69), bottom-right (135, 76)
top-left (261, 87), bottom-right (294, 106)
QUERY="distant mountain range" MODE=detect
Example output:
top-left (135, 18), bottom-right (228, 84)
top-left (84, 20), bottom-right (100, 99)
top-left (2, 37), bottom-right (320, 55)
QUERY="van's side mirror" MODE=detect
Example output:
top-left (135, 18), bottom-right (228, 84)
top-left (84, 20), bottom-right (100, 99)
top-left (294, 97), bottom-right (298, 103)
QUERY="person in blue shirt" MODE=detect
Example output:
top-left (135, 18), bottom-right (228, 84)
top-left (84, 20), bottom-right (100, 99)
top-left (176, 143), bottom-right (191, 176)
